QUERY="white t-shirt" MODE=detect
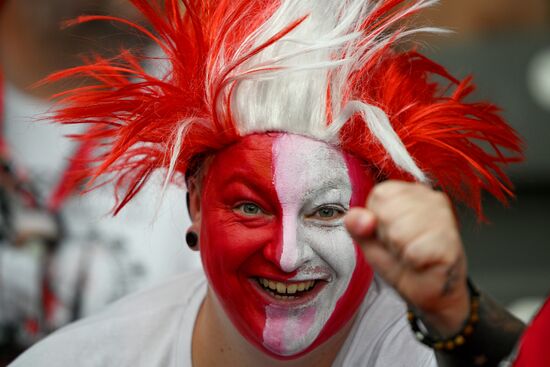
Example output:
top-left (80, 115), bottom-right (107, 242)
top-left (11, 271), bottom-right (436, 367)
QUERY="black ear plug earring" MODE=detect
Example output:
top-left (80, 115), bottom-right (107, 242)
top-left (186, 231), bottom-right (198, 249)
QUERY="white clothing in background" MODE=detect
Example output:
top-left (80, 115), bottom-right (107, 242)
top-left (1, 80), bottom-right (200, 327)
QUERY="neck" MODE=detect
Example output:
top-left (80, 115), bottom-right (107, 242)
top-left (192, 289), bottom-right (354, 367)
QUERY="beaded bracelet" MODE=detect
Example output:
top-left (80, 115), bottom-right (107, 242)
top-left (407, 279), bottom-right (481, 351)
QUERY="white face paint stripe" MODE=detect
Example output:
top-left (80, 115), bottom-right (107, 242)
top-left (272, 134), bottom-right (306, 272)
top-left (263, 134), bottom-right (359, 356)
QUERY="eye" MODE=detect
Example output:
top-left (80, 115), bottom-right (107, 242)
top-left (235, 202), bottom-right (263, 216)
top-left (311, 205), bottom-right (345, 221)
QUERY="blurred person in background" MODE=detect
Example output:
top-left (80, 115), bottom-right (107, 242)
top-left (0, 0), bottom-right (199, 361)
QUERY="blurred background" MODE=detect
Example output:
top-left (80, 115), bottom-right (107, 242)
top-left (0, 0), bottom-right (549, 364)
top-left (0, 0), bottom-right (200, 363)
top-left (417, 0), bottom-right (550, 322)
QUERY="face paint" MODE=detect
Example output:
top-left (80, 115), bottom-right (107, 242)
top-left (200, 133), bottom-right (374, 359)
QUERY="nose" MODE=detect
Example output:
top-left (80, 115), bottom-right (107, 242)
top-left (263, 213), bottom-right (311, 273)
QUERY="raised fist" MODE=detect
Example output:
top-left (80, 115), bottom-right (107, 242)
top-left (345, 180), bottom-right (470, 337)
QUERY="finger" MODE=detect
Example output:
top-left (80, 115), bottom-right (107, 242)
top-left (378, 210), bottom-right (428, 256)
top-left (344, 208), bottom-right (377, 240)
top-left (361, 239), bottom-right (403, 287)
top-left (367, 181), bottom-right (431, 222)
top-left (366, 180), bottom-right (413, 211)
top-left (402, 230), bottom-right (463, 270)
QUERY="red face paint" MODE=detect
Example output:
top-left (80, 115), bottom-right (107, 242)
top-left (200, 133), bottom-right (374, 359)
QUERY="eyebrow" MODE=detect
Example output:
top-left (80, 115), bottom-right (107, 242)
top-left (305, 184), bottom-right (350, 201)
top-left (219, 170), bottom-right (280, 204)
top-left (308, 174), bottom-right (349, 190)
top-left (221, 170), bottom-right (268, 188)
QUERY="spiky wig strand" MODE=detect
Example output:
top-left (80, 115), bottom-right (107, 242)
top-left (46, 0), bottom-right (522, 217)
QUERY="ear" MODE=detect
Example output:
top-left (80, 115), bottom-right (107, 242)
top-left (186, 180), bottom-right (202, 229)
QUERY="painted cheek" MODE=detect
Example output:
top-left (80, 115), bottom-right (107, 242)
top-left (197, 134), bottom-right (290, 354)
top-left (309, 154), bottom-right (376, 346)
top-left (200, 206), bottom-right (276, 343)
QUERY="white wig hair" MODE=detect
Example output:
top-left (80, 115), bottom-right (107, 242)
top-left (208, 0), bottom-right (445, 183)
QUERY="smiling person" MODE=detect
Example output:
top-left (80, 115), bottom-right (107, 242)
top-left (11, 0), bottom-right (525, 366)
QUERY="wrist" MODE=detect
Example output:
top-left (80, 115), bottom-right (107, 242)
top-left (410, 279), bottom-right (527, 367)
top-left (408, 278), bottom-right (480, 351)
top-left (420, 280), bottom-right (470, 338)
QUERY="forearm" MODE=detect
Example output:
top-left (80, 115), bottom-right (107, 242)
top-left (434, 291), bottom-right (526, 367)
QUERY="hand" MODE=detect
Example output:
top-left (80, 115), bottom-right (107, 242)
top-left (344, 180), bottom-right (470, 337)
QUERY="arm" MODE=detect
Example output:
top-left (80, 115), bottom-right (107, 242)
top-left (344, 181), bottom-right (526, 367)
top-left (433, 291), bottom-right (525, 367)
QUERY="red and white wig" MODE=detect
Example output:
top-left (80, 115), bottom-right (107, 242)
top-left (48, 0), bottom-right (522, 216)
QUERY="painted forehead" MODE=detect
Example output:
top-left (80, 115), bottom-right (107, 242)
top-left (210, 133), bottom-right (356, 193)
top-left (272, 134), bottom-right (351, 201)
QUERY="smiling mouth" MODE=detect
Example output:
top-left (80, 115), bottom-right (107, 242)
top-left (255, 277), bottom-right (320, 300)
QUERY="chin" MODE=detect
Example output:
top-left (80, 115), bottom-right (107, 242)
top-left (249, 280), bottom-right (344, 360)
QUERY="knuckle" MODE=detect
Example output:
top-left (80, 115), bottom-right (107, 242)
top-left (369, 181), bottom-right (410, 212)
top-left (441, 253), bottom-right (455, 266)
top-left (441, 248), bottom-right (460, 266)
top-left (369, 184), bottom-right (389, 204)
top-left (420, 191), bottom-right (452, 218)
top-left (435, 231), bottom-right (461, 261)
top-left (402, 243), bottom-right (420, 264)
top-left (432, 190), bottom-right (451, 207)
top-left (371, 180), bottom-right (406, 199)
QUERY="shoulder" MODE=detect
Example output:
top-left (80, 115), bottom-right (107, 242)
top-left (11, 271), bottom-right (206, 367)
top-left (338, 276), bottom-right (436, 367)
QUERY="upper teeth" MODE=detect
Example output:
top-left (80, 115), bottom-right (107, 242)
top-left (258, 278), bottom-right (316, 294)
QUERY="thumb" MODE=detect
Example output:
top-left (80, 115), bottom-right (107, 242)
top-left (344, 208), bottom-right (377, 240)
top-left (345, 208), bottom-right (402, 286)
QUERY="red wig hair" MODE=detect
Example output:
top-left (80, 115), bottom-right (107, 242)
top-left (46, 0), bottom-right (522, 217)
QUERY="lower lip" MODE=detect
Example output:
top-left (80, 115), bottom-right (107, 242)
top-left (249, 278), bottom-right (328, 306)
